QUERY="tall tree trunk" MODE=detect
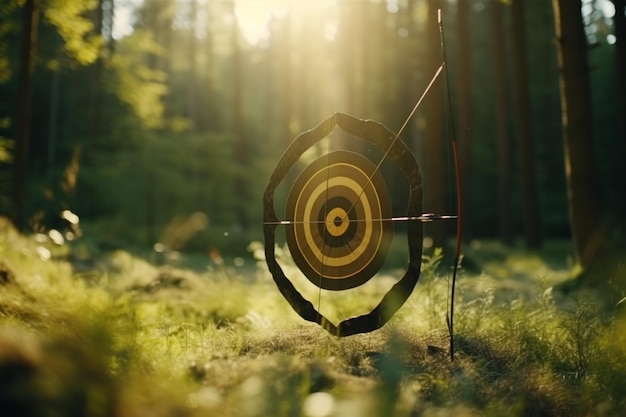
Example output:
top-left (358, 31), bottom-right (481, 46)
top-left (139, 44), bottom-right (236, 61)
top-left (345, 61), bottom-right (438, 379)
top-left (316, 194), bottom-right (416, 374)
top-left (90, 0), bottom-right (104, 150)
top-left (230, 0), bottom-right (246, 231)
top-left (187, 0), bottom-right (200, 208)
top-left (611, 0), bottom-right (626, 216)
top-left (46, 35), bottom-right (61, 182)
top-left (106, 0), bottom-right (115, 55)
top-left (280, 13), bottom-right (293, 147)
top-left (204, 1), bottom-right (218, 131)
top-left (297, 13), bottom-right (311, 132)
top-left (492, 0), bottom-right (514, 245)
top-left (424, 1), bottom-right (446, 250)
top-left (511, 0), bottom-right (542, 248)
top-left (348, 1), bottom-right (364, 118)
top-left (140, 0), bottom-right (172, 242)
top-left (13, 0), bottom-right (38, 230)
top-left (551, 0), bottom-right (604, 268)
top-left (456, 0), bottom-right (471, 241)
top-left (613, 0), bottom-right (625, 138)
top-left (188, 0), bottom-right (198, 128)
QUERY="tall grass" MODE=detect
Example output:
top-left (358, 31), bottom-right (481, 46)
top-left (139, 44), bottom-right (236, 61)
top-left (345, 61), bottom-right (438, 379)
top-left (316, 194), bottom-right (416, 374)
top-left (0, 219), bottom-right (624, 416)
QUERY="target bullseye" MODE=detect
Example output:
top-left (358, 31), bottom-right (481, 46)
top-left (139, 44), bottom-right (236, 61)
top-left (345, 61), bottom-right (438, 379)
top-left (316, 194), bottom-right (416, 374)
top-left (285, 150), bottom-right (392, 290)
top-left (326, 207), bottom-right (349, 236)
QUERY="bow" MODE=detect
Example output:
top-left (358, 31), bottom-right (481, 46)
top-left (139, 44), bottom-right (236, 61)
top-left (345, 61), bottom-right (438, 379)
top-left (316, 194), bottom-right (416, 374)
top-left (262, 11), bottom-right (462, 343)
top-left (439, 9), bottom-right (464, 361)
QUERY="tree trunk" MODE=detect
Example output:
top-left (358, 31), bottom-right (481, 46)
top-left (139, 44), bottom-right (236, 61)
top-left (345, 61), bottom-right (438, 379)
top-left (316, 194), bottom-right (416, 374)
top-left (46, 35), bottom-right (61, 181)
top-left (187, 0), bottom-right (200, 207)
top-left (611, 0), bottom-right (626, 216)
top-left (188, 0), bottom-right (198, 129)
top-left (613, 0), bottom-right (625, 139)
top-left (456, 0), bottom-right (472, 241)
top-left (204, 1), bottom-right (218, 131)
top-left (511, 0), bottom-right (542, 248)
top-left (90, 0), bottom-right (105, 150)
top-left (492, 0), bottom-right (514, 245)
top-left (551, 0), bottom-right (604, 268)
top-left (230, 0), bottom-right (247, 232)
top-left (280, 12), bottom-right (293, 147)
top-left (424, 1), bottom-right (446, 250)
top-left (13, 0), bottom-right (38, 230)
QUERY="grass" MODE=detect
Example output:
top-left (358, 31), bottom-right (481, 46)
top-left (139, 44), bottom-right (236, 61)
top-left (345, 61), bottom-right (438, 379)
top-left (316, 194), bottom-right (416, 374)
top-left (0, 217), bottom-right (625, 417)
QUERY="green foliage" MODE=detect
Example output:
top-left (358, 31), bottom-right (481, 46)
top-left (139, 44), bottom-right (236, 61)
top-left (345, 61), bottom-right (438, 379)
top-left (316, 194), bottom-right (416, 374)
top-left (43, 0), bottom-right (102, 65)
top-left (0, 0), bottom-right (624, 406)
top-left (0, 0), bottom-right (621, 248)
top-left (0, 0), bottom-right (21, 83)
top-left (107, 30), bottom-right (167, 129)
top-left (0, 118), bottom-right (12, 163)
top-left (80, 129), bottom-right (240, 252)
top-left (1, 222), bottom-right (625, 417)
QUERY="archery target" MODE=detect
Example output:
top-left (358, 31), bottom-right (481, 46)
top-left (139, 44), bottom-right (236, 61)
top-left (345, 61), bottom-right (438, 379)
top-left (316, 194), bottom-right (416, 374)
top-left (285, 150), bottom-right (392, 290)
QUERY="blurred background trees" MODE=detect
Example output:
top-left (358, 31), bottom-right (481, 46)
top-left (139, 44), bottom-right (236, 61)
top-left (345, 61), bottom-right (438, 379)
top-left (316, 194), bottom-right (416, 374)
top-left (0, 0), bottom-right (622, 265)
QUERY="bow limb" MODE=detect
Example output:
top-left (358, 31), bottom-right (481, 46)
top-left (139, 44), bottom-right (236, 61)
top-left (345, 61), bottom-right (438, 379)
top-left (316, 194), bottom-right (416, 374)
top-left (448, 138), bottom-right (463, 361)
top-left (438, 9), bottom-right (463, 361)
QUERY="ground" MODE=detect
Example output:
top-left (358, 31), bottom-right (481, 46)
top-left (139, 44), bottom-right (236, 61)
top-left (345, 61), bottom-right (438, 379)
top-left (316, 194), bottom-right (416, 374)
top-left (0, 219), bottom-right (625, 417)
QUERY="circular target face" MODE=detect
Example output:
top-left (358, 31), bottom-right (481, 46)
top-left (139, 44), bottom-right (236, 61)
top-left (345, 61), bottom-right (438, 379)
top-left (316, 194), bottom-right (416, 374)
top-left (285, 150), bottom-right (393, 290)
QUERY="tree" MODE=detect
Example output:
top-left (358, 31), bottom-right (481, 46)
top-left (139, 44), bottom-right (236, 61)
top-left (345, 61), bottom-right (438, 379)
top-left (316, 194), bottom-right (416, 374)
top-left (551, 0), bottom-right (604, 270)
top-left (492, 0), bottom-right (514, 245)
top-left (610, 0), bottom-right (626, 216)
top-left (511, 0), bottom-right (542, 248)
top-left (12, 0), bottom-right (38, 230)
top-left (424, 1), bottom-right (447, 250)
top-left (9, 0), bottom-right (106, 228)
top-left (89, 0), bottom-right (105, 148)
top-left (456, 0), bottom-right (472, 240)
top-left (278, 12), bottom-right (293, 148)
top-left (229, 0), bottom-right (247, 231)
top-left (187, 0), bottom-right (198, 128)
top-left (611, 0), bottom-right (625, 140)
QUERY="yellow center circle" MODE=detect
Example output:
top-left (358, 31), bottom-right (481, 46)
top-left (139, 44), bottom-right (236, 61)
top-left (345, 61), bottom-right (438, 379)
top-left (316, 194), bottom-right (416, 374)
top-left (325, 207), bottom-right (349, 237)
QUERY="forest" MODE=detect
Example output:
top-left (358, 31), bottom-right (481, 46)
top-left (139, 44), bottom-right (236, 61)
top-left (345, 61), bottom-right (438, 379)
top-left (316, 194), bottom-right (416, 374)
top-left (0, 0), bottom-right (625, 416)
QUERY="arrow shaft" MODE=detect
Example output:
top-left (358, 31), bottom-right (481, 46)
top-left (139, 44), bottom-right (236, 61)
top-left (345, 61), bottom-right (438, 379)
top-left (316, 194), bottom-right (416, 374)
top-left (264, 214), bottom-right (457, 225)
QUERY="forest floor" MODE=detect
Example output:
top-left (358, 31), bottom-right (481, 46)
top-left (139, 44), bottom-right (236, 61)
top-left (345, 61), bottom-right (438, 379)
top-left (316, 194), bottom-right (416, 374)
top-left (0, 218), bottom-right (625, 417)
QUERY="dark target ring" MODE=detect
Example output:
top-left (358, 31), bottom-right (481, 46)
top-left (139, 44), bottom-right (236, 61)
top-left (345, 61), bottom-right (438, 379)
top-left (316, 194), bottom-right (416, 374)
top-left (285, 150), bottom-right (392, 290)
top-left (263, 113), bottom-right (423, 337)
top-left (317, 196), bottom-right (358, 248)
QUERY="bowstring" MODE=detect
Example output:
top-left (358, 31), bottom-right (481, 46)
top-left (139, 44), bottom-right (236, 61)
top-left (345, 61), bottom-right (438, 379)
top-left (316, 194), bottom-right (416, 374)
top-left (439, 9), bottom-right (463, 361)
top-left (439, 9), bottom-right (452, 353)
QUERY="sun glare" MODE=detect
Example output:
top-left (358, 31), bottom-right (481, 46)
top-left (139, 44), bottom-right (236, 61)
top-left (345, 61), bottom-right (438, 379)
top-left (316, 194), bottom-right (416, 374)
top-left (234, 0), bottom-right (338, 45)
top-left (112, 0), bottom-right (340, 44)
top-left (112, 0), bottom-right (143, 40)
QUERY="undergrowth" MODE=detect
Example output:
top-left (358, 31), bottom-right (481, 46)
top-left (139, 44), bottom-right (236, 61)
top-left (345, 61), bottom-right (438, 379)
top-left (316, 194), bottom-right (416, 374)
top-left (0, 218), bottom-right (624, 417)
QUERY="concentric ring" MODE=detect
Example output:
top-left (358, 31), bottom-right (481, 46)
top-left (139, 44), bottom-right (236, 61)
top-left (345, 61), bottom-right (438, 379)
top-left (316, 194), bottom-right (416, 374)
top-left (285, 150), bottom-right (392, 290)
top-left (263, 112), bottom-right (423, 336)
